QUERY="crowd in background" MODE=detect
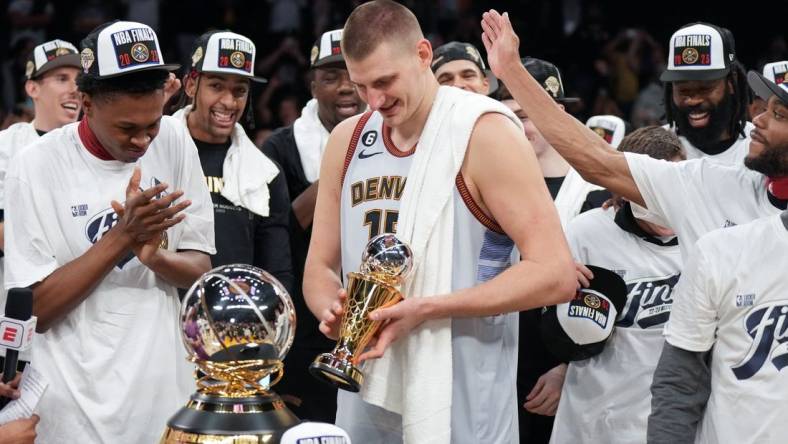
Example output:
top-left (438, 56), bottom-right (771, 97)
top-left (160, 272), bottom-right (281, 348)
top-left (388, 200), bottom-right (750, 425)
top-left (1, 0), bottom-right (786, 139)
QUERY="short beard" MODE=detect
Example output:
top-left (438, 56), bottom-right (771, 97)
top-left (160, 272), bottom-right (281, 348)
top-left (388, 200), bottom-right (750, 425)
top-left (673, 91), bottom-right (735, 152)
top-left (744, 144), bottom-right (788, 177)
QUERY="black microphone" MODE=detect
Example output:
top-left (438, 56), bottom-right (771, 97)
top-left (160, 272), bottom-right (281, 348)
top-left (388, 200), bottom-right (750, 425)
top-left (2, 288), bottom-right (33, 385)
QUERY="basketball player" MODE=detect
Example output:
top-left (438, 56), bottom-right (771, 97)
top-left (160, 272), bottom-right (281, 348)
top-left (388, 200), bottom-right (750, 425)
top-left (304, 1), bottom-right (576, 442)
top-left (551, 126), bottom-right (684, 443)
top-left (431, 41), bottom-right (490, 94)
top-left (660, 23), bottom-right (752, 164)
top-left (648, 209), bottom-right (788, 443)
top-left (4, 21), bottom-right (215, 443)
top-left (481, 10), bottom-right (787, 257)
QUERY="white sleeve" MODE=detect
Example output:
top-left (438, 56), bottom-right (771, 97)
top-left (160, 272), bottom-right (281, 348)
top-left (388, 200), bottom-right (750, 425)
top-left (624, 152), bottom-right (695, 229)
top-left (4, 164), bottom-right (58, 288)
top-left (663, 237), bottom-right (719, 352)
top-left (170, 121), bottom-right (216, 254)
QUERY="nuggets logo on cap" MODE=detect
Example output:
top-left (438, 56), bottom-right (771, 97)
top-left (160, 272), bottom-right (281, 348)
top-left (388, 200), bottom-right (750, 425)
top-left (217, 38), bottom-right (253, 73)
top-left (25, 61), bottom-right (35, 78)
top-left (131, 43), bottom-right (150, 63)
top-left (673, 34), bottom-right (712, 66)
top-left (55, 47), bottom-right (71, 57)
top-left (310, 45), bottom-right (319, 65)
top-left (465, 45), bottom-right (481, 64)
top-left (592, 126), bottom-right (614, 143)
top-left (111, 27), bottom-right (160, 68)
top-left (567, 289), bottom-right (611, 329)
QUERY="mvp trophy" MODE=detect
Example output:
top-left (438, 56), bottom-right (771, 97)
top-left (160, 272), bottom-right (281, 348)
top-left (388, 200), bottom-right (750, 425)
top-left (309, 233), bottom-right (413, 392)
top-left (161, 264), bottom-right (300, 444)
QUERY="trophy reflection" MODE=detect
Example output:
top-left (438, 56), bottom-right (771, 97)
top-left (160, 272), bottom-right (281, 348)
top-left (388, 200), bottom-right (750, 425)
top-left (309, 233), bottom-right (413, 392)
top-left (161, 264), bottom-right (300, 444)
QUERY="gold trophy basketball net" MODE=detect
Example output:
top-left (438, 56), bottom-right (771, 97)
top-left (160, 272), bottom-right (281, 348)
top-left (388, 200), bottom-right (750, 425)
top-left (192, 357), bottom-right (284, 398)
top-left (310, 271), bottom-right (403, 392)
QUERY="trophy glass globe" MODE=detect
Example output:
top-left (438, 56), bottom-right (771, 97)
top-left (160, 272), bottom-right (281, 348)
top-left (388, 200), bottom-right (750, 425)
top-left (180, 264), bottom-right (296, 395)
top-left (162, 264), bottom-right (300, 444)
top-left (360, 233), bottom-right (414, 284)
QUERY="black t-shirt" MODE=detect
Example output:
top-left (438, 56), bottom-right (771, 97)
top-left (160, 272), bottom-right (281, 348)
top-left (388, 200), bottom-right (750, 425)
top-left (194, 137), bottom-right (294, 293)
top-left (261, 126), bottom-right (333, 349)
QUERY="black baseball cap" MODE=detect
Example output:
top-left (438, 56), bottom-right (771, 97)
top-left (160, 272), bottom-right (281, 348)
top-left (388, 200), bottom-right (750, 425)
top-left (748, 70), bottom-right (788, 105)
top-left (660, 22), bottom-right (736, 82)
top-left (79, 20), bottom-right (179, 79)
top-left (311, 29), bottom-right (345, 69)
top-left (431, 41), bottom-right (486, 74)
top-left (25, 39), bottom-right (81, 80)
top-left (189, 30), bottom-right (266, 83)
top-left (540, 266), bottom-right (627, 362)
top-left (493, 57), bottom-right (579, 103)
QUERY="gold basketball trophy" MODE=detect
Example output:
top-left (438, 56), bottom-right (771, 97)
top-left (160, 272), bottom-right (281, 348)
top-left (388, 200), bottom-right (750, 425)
top-left (161, 264), bottom-right (300, 443)
top-left (309, 233), bottom-right (413, 392)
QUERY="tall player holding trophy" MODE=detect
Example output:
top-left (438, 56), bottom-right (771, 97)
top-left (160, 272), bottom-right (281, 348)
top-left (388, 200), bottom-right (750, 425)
top-left (303, 1), bottom-right (576, 443)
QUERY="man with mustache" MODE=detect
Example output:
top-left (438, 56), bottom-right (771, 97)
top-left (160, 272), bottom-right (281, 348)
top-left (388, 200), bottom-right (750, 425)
top-left (661, 23), bottom-right (752, 165)
top-left (262, 29), bottom-right (365, 422)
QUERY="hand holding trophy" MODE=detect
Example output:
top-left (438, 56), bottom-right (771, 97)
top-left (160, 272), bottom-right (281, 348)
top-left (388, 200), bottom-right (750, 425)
top-left (309, 233), bottom-right (413, 392)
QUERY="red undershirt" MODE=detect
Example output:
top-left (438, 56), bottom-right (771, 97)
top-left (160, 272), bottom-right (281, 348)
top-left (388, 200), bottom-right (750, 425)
top-left (78, 118), bottom-right (115, 161)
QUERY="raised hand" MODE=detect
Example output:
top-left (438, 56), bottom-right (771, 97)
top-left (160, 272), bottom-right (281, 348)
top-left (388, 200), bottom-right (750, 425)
top-left (480, 10), bottom-right (521, 79)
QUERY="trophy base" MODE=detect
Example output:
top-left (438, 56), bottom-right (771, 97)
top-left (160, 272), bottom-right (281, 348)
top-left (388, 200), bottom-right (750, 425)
top-left (160, 391), bottom-right (300, 443)
top-left (309, 353), bottom-right (363, 392)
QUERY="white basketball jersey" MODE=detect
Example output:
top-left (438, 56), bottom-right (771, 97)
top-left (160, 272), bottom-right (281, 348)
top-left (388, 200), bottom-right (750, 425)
top-left (338, 111), bottom-right (519, 443)
top-left (551, 207), bottom-right (683, 444)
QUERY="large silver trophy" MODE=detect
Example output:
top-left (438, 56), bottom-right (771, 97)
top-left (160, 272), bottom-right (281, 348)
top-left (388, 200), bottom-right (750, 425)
top-left (161, 264), bottom-right (300, 443)
top-left (309, 233), bottom-right (413, 392)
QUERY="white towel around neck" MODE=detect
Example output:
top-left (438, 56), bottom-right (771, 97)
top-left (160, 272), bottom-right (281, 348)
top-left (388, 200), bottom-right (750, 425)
top-left (360, 86), bottom-right (522, 444)
top-left (173, 105), bottom-right (279, 216)
top-left (293, 98), bottom-right (330, 183)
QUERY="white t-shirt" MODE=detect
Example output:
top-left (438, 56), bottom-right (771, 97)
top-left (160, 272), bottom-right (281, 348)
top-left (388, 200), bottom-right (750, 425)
top-left (550, 207), bottom-right (682, 444)
top-left (4, 117), bottom-right (216, 444)
top-left (0, 121), bottom-right (38, 360)
top-left (663, 122), bottom-right (753, 165)
top-left (625, 153), bottom-right (783, 258)
top-left (664, 213), bottom-right (788, 444)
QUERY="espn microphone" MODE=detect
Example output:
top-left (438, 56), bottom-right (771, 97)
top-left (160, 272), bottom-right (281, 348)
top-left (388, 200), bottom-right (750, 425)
top-left (1, 288), bottom-right (34, 387)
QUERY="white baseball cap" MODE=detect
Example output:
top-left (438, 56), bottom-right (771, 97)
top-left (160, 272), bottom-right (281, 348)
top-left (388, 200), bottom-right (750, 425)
top-left (661, 22), bottom-right (736, 82)
top-left (762, 61), bottom-right (788, 87)
top-left (310, 29), bottom-right (345, 68)
top-left (280, 422), bottom-right (351, 444)
top-left (189, 30), bottom-right (266, 82)
top-left (25, 39), bottom-right (80, 80)
top-left (79, 20), bottom-right (179, 79)
top-left (586, 115), bottom-right (626, 148)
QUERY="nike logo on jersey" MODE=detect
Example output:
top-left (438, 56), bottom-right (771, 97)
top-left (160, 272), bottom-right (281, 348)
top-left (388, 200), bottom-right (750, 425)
top-left (358, 149), bottom-right (383, 159)
top-left (732, 300), bottom-right (788, 380)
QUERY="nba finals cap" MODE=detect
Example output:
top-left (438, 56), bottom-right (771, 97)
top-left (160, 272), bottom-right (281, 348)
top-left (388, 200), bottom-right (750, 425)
top-left (79, 20), bottom-right (179, 79)
top-left (311, 29), bottom-right (345, 69)
top-left (586, 115), bottom-right (626, 148)
top-left (493, 57), bottom-right (579, 103)
top-left (189, 30), bottom-right (266, 83)
top-left (431, 41), bottom-right (487, 74)
top-left (540, 266), bottom-right (627, 362)
top-left (660, 22), bottom-right (736, 82)
top-left (762, 61), bottom-right (788, 87)
top-left (281, 422), bottom-right (351, 444)
top-left (25, 39), bottom-right (80, 80)
top-left (748, 68), bottom-right (788, 105)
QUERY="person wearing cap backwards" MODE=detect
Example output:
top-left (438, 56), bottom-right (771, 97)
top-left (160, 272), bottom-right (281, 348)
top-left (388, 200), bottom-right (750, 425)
top-left (262, 28), bottom-right (364, 423)
top-left (172, 30), bottom-right (293, 290)
top-left (431, 41), bottom-right (491, 94)
top-left (481, 10), bottom-right (786, 257)
top-left (0, 38), bottom-right (81, 379)
top-left (305, 2), bottom-right (576, 442)
top-left (549, 126), bottom-right (684, 444)
top-left (646, 77), bottom-right (788, 444)
top-left (492, 57), bottom-right (611, 444)
top-left (660, 22), bottom-right (753, 165)
top-left (3, 20), bottom-right (215, 443)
